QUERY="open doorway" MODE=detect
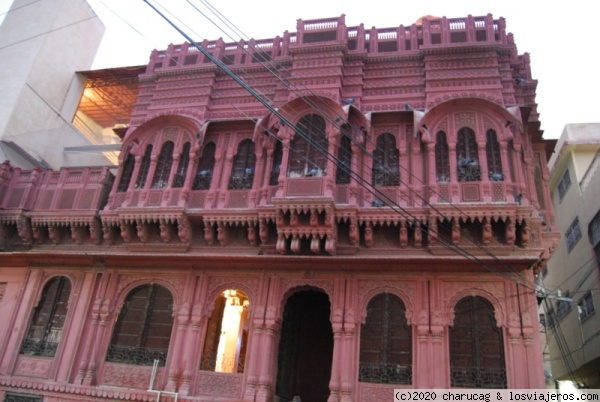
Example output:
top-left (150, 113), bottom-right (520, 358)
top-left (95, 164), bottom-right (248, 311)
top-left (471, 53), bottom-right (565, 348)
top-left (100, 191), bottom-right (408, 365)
top-left (275, 290), bottom-right (333, 402)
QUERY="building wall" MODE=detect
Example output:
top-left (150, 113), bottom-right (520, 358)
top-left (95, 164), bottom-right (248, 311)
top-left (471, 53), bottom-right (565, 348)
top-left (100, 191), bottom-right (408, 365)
top-left (0, 0), bottom-right (111, 169)
top-left (543, 123), bottom-right (600, 388)
top-left (0, 13), bottom-right (558, 402)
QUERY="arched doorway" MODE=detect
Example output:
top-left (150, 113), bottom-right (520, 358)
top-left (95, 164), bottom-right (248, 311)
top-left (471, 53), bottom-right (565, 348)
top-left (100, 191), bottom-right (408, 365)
top-left (275, 290), bottom-right (333, 402)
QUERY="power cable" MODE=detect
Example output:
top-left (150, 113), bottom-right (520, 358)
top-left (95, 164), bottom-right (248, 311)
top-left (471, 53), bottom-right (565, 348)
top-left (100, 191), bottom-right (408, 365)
top-left (143, 0), bottom-right (541, 293)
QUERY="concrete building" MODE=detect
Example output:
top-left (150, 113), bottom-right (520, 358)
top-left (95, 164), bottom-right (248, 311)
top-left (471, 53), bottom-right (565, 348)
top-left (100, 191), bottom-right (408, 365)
top-left (0, 0), bottom-right (121, 169)
top-left (541, 123), bottom-right (600, 389)
top-left (0, 11), bottom-right (559, 402)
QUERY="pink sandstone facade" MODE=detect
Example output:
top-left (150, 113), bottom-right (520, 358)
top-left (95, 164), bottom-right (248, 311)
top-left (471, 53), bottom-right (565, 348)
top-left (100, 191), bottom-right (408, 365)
top-left (0, 14), bottom-right (559, 402)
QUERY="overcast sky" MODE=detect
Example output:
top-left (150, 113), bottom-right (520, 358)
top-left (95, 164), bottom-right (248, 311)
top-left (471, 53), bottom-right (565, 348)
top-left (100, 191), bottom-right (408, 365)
top-left (1, 0), bottom-right (598, 139)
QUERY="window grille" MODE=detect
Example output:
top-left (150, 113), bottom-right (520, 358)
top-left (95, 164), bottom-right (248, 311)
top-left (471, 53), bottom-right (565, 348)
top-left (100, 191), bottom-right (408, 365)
top-left (106, 284), bottom-right (174, 366)
top-left (151, 141), bottom-right (174, 189)
top-left (486, 130), bottom-right (503, 181)
top-left (372, 133), bottom-right (400, 187)
top-left (193, 142), bottom-right (216, 190)
top-left (4, 393), bottom-right (43, 402)
top-left (269, 140), bottom-right (283, 185)
top-left (578, 292), bottom-right (595, 320)
top-left (117, 153), bottom-right (135, 192)
top-left (287, 114), bottom-right (328, 177)
top-left (589, 210), bottom-right (600, 247)
top-left (228, 139), bottom-right (256, 190)
top-left (565, 217), bottom-right (582, 252)
top-left (172, 142), bottom-right (191, 188)
top-left (20, 276), bottom-right (71, 357)
top-left (435, 131), bottom-right (450, 182)
top-left (457, 127), bottom-right (481, 182)
top-left (449, 296), bottom-right (506, 388)
top-left (556, 291), bottom-right (572, 320)
top-left (336, 132), bottom-right (352, 184)
top-left (557, 169), bottom-right (571, 201)
top-left (135, 145), bottom-right (153, 189)
top-left (359, 293), bottom-right (412, 384)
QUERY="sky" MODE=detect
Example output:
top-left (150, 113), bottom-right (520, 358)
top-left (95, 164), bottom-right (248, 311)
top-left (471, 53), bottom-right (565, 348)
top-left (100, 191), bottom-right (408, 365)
top-left (1, 0), bottom-right (598, 139)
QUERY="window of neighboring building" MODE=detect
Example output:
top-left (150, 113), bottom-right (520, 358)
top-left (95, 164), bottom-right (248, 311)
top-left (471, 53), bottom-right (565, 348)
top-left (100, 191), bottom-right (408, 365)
top-left (200, 289), bottom-right (249, 373)
top-left (106, 284), bottom-right (174, 366)
top-left (228, 139), bottom-right (256, 190)
top-left (288, 114), bottom-right (328, 177)
top-left (336, 131), bottom-right (352, 184)
top-left (578, 292), bottom-right (595, 321)
top-left (151, 141), bottom-right (175, 189)
top-left (172, 142), bottom-right (191, 188)
top-left (372, 133), bottom-right (400, 187)
top-left (566, 217), bottom-right (582, 252)
top-left (359, 293), bottom-right (412, 384)
top-left (589, 210), bottom-right (600, 268)
top-left (456, 127), bottom-right (481, 182)
top-left (20, 276), bottom-right (71, 357)
top-left (449, 296), bottom-right (506, 388)
top-left (135, 145), bottom-right (153, 189)
top-left (486, 130), bottom-right (504, 181)
top-left (117, 152), bottom-right (135, 192)
top-left (557, 169), bottom-right (571, 201)
top-left (193, 142), bottom-right (216, 190)
top-left (269, 140), bottom-right (283, 185)
top-left (435, 131), bottom-right (450, 182)
top-left (556, 291), bottom-right (572, 320)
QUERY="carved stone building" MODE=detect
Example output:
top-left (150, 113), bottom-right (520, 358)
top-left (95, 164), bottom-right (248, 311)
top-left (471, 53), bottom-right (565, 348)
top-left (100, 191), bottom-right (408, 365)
top-left (0, 13), bottom-right (559, 402)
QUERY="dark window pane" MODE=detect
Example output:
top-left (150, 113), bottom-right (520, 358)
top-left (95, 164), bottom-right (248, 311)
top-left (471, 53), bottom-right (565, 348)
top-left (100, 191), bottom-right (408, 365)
top-left (151, 141), bottom-right (174, 189)
top-left (288, 114), bottom-right (328, 177)
top-left (117, 153), bottom-right (135, 192)
top-left (457, 128), bottom-right (481, 182)
top-left (372, 134), bottom-right (399, 187)
top-left (20, 277), bottom-right (71, 357)
top-left (359, 293), bottom-right (412, 384)
top-left (193, 142), bottom-right (216, 190)
top-left (107, 284), bottom-right (174, 366)
top-left (435, 131), bottom-right (450, 182)
top-left (135, 145), bottom-right (153, 189)
top-left (449, 296), bottom-right (506, 388)
top-left (172, 142), bottom-right (191, 188)
top-left (228, 139), bottom-right (256, 190)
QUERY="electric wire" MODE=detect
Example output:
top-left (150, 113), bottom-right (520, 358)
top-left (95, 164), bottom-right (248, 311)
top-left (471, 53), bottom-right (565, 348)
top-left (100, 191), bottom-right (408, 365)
top-left (185, 0), bottom-right (545, 291)
top-left (143, 0), bottom-right (542, 294)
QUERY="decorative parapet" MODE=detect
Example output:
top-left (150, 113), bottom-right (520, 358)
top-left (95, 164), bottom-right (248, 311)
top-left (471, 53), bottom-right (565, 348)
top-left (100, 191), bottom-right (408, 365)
top-left (145, 14), bottom-right (510, 74)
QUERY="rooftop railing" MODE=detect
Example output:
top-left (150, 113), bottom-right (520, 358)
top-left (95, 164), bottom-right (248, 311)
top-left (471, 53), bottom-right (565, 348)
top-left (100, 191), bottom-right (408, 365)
top-left (145, 14), bottom-right (508, 73)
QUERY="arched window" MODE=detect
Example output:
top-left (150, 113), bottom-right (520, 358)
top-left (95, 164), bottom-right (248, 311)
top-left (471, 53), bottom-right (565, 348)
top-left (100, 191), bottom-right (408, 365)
top-left (228, 139), bottom-right (256, 189)
top-left (172, 142), bottom-right (191, 188)
top-left (117, 152), bottom-right (135, 192)
top-left (193, 142), bottom-right (216, 190)
top-left (135, 145), bottom-right (153, 189)
top-left (106, 284), bottom-right (174, 366)
top-left (372, 133), bottom-right (400, 186)
top-left (151, 141), bottom-right (174, 189)
top-left (359, 293), bottom-right (412, 384)
top-left (20, 276), bottom-right (71, 357)
top-left (336, 129), bottom-right (352, 184)
top-left (435, 131), bottom-right (450, 182)
top-left (486, 130), bottom-right (504, 181)
top-left (288, 114), bottom-right (328, 177)
top-left (270, 140), bottom-right (283, 185)
top-left (449, 296), bottom-right (506, 388)
top-left (457, 127), bottom-right (481, 182)
top-left (201, 289), bottom-right (249, 373)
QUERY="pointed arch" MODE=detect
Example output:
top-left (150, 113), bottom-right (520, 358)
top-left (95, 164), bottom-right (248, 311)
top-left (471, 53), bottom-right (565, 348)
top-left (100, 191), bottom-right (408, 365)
top-left (193, 142), bottom-right (216, 190)
top-left (106, 284), bottom-right (174, 366)
top-left (449, 296), bottom-right (506, 388)
top-left (288, 114), bottom-right (328, 177)
top-left (359, 292), bottom-right (412, 384)
top-left (228, 139), bottom-right (256, 189)
top-left (372, 133), bottom-right (399, 186)
top-left (435, 131), bottom-right (450, 182)
top-left (20, 276), bottom-right (71, 357)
